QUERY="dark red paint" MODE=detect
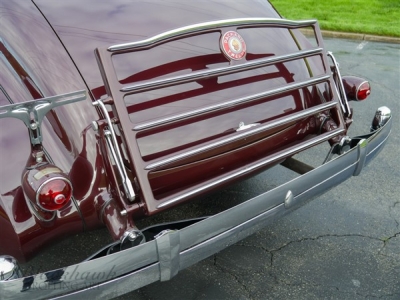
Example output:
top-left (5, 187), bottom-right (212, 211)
top-left (0, 0), bottom-right (346, 261)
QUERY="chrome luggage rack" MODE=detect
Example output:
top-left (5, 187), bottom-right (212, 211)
top-left (93, 18), bottom-right (345, 213)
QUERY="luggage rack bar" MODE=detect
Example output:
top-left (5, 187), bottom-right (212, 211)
top-left (108, 18), bottom-right (319, 53)
top-left (95, 17), bottom-right (340, 212)
top-left (157, 127), bottom-right (345, 208)
top-left (145, 100), bottom-right (337, 171)
top-left (134, 74), bottom-right (330, 131)
top-left (122, 48), bottom-right (323, 95)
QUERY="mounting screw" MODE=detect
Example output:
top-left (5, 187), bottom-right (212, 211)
top-left (35, 151), bottom-right (44, 163)
top-left (30, 122), bottom-right (38, 130)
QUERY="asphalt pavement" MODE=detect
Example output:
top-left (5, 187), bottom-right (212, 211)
top-left (20, 37), bottom-right (399, 300)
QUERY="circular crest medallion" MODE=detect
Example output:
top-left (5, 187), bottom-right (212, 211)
top-left (220, 31), bottom-right (246, 61)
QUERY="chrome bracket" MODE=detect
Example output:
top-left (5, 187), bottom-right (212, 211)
top-left (353, 139), bottom-right (368, 176)
top-left (236, 121), bottom-right (260, 132)
top-left (327, 52), bottom-right (351, 117)
top-left (338, 135), bottom-right (352, 155)
top-left (155, 230), bottom-right (180, 281)
top-left (323, 135), bottom-right (351, 163)
top-left (0, 90), bottom-right (87, 146)
top-left (93, 99), bottom-right (136, 201)
top-left (120, 229), bottom-right (145, 250)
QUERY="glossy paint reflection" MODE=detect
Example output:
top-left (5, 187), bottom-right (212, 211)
top-left (0, 0), bottom-right (338, 261)
top-left (0, 1), bottom-right (107, 261)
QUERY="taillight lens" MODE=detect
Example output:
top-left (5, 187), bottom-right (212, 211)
top-left (36, 178), bottom-right (72, 211)
top-left (357, 82), bottom-right (371, 101)
top-left (342, 76), bottom-right (371, 101)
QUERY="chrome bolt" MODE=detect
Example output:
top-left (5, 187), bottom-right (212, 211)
top-left (91, 121), bottom-right (99, 132)
top-left (35, 151), bottom-right (44, 163)
top-left (127, 232), bottom-right (138, 241)
top-left (30, 122), bottom-right (38, 130)
top-left (284, 190), bottom-right (294, 208)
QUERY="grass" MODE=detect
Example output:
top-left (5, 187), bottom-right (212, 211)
top-left (270, 0), bottom-right (400, 37)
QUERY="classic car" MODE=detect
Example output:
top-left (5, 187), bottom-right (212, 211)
top-left (0, 0), bottom-right (392, 299)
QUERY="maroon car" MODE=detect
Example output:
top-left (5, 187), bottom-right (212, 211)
top-left (0, 0), bottom-right (392, 298)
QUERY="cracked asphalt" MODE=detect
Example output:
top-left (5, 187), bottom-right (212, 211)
top-left (21, 38), bottom-right (399, 300)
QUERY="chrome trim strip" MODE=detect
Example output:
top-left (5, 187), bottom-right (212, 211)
top-left (135, 74), bottom-right (331, 132)
top-left (157, 128), bottom-right (345, 209)
top-left (93, 100), bottom-right (136, 201)
top-left (123, 48), bottom-right (323, 95)
top-left (365, 129), bottom-right (391, 163)
top-left (104, 130), bottom-right (125, 183)
top-left (145, 100), bottom-right (337, 170)
top-left (109, 18), bottom-right (317, 52)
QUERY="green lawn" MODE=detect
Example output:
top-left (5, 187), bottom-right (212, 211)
top-left (270, 0), bottom-right (400, 37)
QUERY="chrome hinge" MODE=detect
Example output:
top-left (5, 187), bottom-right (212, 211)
top-left (93, 99), bottom-right (136, 201)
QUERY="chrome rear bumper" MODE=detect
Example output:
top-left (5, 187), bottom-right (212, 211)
top-left (0, 108), bottom-right (392, 300)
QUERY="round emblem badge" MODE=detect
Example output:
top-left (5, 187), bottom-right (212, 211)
top-left (220, 31), bottom-right (246, 61)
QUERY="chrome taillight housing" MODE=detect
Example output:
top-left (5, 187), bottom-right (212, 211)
top-left (22, 164), bottom-right (73, 212)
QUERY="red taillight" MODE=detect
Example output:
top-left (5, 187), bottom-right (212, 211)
top-left (342, 76), bottom-right (371, 101)
top-left (357, 82), bottom-right (371, 101)
top-left (36, 178), bottom-right (72, 211)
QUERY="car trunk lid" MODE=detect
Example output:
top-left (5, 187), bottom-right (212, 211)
top-left (33, 0), bottom-right (345, 213)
